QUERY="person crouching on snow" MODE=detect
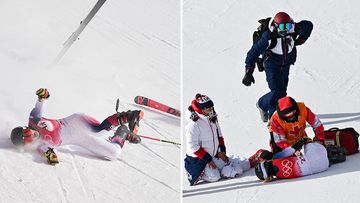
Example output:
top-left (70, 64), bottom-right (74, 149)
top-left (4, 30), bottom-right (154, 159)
top-left (184, 93), bottom-right (250, 186)
top-left (252, 96), bottom-right (329, 182)
top-left (10, 88), bottom-right (143, 165)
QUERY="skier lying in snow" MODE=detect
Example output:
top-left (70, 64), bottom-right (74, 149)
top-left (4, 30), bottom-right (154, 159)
top-left (184, 94), bottom-right (250, 185)
top-left (10, 88), bottom-right (143, 165)
top-left (249, 96), bottom-right (329, 182)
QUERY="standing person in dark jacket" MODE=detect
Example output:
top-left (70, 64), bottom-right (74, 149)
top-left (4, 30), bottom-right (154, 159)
top-left (242, 12), bottom-right (313, 122)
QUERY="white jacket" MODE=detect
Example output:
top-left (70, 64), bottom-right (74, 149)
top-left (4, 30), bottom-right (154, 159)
top-left (185, 109), bottom-right (223, 158)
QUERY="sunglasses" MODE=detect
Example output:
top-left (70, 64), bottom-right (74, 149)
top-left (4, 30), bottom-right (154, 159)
top-left (278, 23), bottom-right (293, 31)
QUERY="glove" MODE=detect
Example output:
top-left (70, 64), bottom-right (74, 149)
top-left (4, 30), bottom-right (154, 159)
top-left (44, 147), bottom-right (59, 165)
top-left (36, 88), bottom-right (50, 101)
top-left (291, 138), bottom-right (306, 151)
top-left (208, 160), bottom-right (217, 169)
top-left (295, 37), bottom-right (306, 46)
top-left (217, 151), bottom-right (229, 164)
top-left (242, 67), bottom-right (255, 86)
top-left (303, 137), bottom-right (313, 144)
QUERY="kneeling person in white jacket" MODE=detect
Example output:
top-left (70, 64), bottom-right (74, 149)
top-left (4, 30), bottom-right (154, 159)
top-left (184, 94), bottom-right (250, 186)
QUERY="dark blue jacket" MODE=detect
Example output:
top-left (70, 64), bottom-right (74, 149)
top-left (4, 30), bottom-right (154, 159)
top-left (245, 20), bottom-right (313, 68)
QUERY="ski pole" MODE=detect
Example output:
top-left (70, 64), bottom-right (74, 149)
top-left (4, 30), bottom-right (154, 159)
top-left (139, 135), bottom-right (181, 146)
top-left (116, 98), bottom-right (120, 113)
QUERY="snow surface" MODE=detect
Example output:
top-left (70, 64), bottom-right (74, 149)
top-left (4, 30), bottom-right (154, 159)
top-left (183, 0), bottom-right (360, 202)
top-left (0, 0), bottom-right (180, 202)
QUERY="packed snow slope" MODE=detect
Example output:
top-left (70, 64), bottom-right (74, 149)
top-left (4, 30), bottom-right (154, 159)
top-left (0, 0), bottom-right (180, 202)
top-left (183, 0), bottom-right (360, 202)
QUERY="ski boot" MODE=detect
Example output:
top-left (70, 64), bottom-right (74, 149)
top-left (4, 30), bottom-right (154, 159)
top-left (256, 102), bottom-right (269, 123)
top-left (326, 145), bottom-right (346, 164)
top-left (116, 110), bottom-right (144, 132)
top-left (111, 125), bottom-right (141, 146)
top-left (248, 149), bottom-right (273, 168)
top-left (125, 110), bottom-right (144, 134)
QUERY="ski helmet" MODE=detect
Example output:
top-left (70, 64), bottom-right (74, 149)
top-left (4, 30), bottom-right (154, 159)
top-left (10, 126), bottom-right (38, 146)
top-left (195, 94), bottom-right (214, 110)
top-left (276, 96), bottom-right (300, 123)
top-left (10, 126), bottom-right (26, 146)
top-left (255, 161), bottom-right (277, 180)
top-left (195, 94), bottom-right (217, 119)
top-left (255, 162), bottom-right (268, 180)
top-left (273, 12), bottom-right (294, 36)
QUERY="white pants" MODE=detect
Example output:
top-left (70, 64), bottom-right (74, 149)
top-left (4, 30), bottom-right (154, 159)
top-left (271, 143), bottom-right (329, 179)
top-left (202, 155), bottom-right (251, 182)
top-left (59, 113), bottom-right (122, 160)
top-left (301, 143), bottom-right (329, 176)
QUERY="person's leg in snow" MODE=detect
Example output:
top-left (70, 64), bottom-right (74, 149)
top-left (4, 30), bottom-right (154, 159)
top-left (59, 111), bottom-right (143, 161)
top-left (258, 65), bottom-right (290, 120)
top-left (92, 110), bottom-right (144, 132)
top-left (202, 156), bottom-right (251, 182)
top-left (222, 156), bottom-right (251, 178)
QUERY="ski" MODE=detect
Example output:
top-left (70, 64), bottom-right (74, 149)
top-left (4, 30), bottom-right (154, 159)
top-left (134, 96), bottom-right (180, 117)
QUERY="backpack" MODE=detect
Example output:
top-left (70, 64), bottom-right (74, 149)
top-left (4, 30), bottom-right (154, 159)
top-left (252, 17), bottom-right (277, 72)
top-left (323, 127), bottom-right (359, 155)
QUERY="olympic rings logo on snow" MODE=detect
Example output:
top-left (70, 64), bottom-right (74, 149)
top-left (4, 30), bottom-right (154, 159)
top-left (281, 159), bottom-right (293, 177)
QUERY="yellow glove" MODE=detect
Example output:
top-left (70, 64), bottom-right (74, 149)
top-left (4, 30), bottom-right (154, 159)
top-left (36, 88), bottom-right (50, 101)
top-left (44, 148), bottom-right (59, 165)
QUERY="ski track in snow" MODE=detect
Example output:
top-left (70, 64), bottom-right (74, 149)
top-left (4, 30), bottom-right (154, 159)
top-left (182, 179), bottom-right (262, 198)
top-left (119, 159), bottom-right (178, 193)
top-left (55, 167), bottom-right (70, 203)
top-left (68, 152), bottom-right (88, 198)
top-left (140, 143), bottom-right (177, 168)
top-left (142, 118), bottom-right (181, 149)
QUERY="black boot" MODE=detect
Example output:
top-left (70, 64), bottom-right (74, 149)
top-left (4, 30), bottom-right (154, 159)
top-left (112, 125), bottom-right (141, 144)
top-left (256, 102), bottom-right (269, 123)
top-left (326, 145), bottom-right (346, 164)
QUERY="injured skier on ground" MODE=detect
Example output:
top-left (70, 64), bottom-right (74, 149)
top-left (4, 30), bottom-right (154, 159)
top-left (250, 96), bottom-right (330, 182)
top-left (254, 142), bottom-right (329, 182)
top-left (184, 94), bottom-right (251, 186)
top-left (10, 88), bottom-right (143, 165)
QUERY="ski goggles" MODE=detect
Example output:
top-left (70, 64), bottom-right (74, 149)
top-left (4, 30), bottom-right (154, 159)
top-left (23, 128), bottom-right (36, 144)
top-left (202, 107), bottom-right (217, 119)
top-left (282, 110), bottom-right (298, 123)
top-left (277, 23), bottom-right (293, 31)
top-left (283, 110), bottom-right (297, 118)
